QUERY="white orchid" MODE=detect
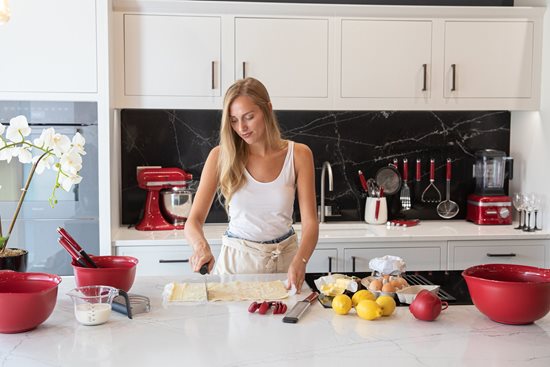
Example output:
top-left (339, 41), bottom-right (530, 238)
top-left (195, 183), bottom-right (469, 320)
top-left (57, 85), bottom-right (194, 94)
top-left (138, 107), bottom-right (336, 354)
top-left (1, 115), bottom-right (86, 253)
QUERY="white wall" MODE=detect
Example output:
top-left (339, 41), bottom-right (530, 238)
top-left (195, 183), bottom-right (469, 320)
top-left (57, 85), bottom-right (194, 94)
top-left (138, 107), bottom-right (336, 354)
top-left (510, 0), bottom-right (550, 228)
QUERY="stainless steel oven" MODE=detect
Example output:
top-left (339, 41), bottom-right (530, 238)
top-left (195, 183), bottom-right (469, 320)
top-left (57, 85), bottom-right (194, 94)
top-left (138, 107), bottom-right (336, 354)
top-left (0, 101), bottom-right (99, 275)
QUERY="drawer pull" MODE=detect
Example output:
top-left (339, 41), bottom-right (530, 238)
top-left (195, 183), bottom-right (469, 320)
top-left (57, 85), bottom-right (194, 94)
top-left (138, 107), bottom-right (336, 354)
top-left (328, 256), bottom-right (333, 273)
top-left (159, 259), bottom-right (190, 263)
top-left (451, 64), bottom-right (456, 91)
top-left (351, 256), bottom-right (356, 273)
top-left (486, 253), bottom-right (517, 257)
top-left (422, 63), bottom-right (427, 91)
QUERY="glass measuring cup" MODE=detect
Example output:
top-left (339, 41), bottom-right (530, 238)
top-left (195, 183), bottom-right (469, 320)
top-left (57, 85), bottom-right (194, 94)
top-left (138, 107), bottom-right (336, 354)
top-left (67, 286), bottom-right (132, 326)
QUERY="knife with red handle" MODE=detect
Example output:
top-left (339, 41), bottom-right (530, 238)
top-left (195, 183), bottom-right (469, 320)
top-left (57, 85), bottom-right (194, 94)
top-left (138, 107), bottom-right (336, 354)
top-left (358, 170), bottom-right (368, 192)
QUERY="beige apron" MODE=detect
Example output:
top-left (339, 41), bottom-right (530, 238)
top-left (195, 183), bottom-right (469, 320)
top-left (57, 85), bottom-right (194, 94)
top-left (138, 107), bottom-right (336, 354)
top-left (214, 234), bottom-right (298, 275)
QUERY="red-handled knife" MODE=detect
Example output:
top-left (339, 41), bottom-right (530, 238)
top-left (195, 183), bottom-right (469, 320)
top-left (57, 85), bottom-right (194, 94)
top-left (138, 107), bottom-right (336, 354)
top-left (358, 170), bottom-right (368, 192)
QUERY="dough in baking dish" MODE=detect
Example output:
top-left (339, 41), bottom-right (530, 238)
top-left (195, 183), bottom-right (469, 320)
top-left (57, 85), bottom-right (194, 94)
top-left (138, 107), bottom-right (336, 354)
top-left (166, 280), bottom-right (288, 302)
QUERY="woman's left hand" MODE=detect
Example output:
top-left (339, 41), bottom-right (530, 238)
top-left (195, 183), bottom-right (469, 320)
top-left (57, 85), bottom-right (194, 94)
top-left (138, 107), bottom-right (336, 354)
top-left (287, 258), bottom-right (307, 294)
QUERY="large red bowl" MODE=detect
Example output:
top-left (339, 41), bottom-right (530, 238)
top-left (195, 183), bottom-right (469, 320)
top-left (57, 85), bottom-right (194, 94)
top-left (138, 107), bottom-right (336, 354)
top-left (462, 264), bottom-right (550, 325)
top-left (0, 270), bottom-right (62, 333)
top-left (72, 255), bottom-right (138, 292)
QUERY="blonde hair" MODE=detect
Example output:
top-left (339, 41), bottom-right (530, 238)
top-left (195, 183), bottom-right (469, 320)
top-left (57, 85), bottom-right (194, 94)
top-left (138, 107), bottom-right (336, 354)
top-left (217, 78), bottom-right (284, 206)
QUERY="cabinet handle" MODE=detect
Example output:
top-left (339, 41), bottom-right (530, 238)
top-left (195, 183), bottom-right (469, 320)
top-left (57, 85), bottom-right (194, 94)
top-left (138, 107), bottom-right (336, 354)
top-left (486, 253), bottom-right (517, 257)
top-left (351, 256), bottom-right (356, 273)
top-left (242, 61), bottom-right (246, 78)
top-left (328, 256), bottom-right (333, 273)
top-left (211, 61), bottom-right (215, 90)
top-left (422, 64), bottom-right (427, 91)
top-left (451, 64), bottom-right (456, 91)
top-left (159, 259), bottom-right (190, 263)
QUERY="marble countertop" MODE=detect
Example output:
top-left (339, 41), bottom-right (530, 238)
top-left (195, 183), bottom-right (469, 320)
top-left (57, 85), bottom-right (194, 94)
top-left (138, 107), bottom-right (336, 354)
top-left (113, 220), bottom-right (550, 246)
top-left (1, 275), bottom-right (549, 367)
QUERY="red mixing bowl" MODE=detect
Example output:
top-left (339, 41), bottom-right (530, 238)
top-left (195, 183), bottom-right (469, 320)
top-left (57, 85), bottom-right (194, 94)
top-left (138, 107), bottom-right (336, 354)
top-left (462, 263), bottom-right (550, 325)
top-left (0, 270), bottom-right (62, 333)
top-left (72, 255), bottom-right (138, 292)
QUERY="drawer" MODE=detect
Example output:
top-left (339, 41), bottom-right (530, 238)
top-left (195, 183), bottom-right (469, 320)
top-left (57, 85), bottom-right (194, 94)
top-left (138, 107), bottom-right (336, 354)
top-left (343, 244), bottom-right (445, 272)
top-left (449, 241), bottom-right (546, 270)
top-left (308, 249), bottom-right (338, 273)
top-left (116, 245), bottom-right (221, 276)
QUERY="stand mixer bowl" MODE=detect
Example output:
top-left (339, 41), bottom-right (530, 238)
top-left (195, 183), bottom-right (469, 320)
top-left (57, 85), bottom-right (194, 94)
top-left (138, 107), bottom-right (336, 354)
top-left (160, 186), bottom-right (194, 226)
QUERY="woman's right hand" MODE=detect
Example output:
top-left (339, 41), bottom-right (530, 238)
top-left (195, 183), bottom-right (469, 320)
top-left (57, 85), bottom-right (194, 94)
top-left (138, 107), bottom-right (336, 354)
top-left (190, 243), bottom-right (215, 273)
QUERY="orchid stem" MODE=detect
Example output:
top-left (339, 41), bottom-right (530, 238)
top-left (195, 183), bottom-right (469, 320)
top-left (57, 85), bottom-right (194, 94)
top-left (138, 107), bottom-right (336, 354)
top-left (0, 151), bottom-right (49, 254)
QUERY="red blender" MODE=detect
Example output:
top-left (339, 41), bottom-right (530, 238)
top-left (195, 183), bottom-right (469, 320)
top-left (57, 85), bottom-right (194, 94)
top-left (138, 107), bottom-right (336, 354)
top-left (135, 167), bottom-right (194, 231)
top-left (467, 150), bottom-right (514, 225)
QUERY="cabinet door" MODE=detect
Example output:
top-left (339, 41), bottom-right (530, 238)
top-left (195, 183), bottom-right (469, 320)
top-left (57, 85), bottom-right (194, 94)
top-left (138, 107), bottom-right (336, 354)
top-left (340, 20), bottom-right (432, 98)
top-left (117, 245), bottom-right (221, 276)
top-left (0, 0), bottom-right (97, 93)
top-left (444, 21), bottom-right (533, 98)
top-left (124, 14), bottom-right (221, 97)
top-left (448, 240), bottom-right (546, 270)
top-left (307, 249), bottom-right (338, 273)
top-left (344, 245), bottom-right (445, 272)
top-left (235, 17), bottom-right (328, 98)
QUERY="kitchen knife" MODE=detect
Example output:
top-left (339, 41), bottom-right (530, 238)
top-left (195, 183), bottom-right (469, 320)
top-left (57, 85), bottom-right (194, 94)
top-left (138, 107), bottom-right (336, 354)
top-left (199, 263), bottom-right (209, 301)
top-left (282, 292), bottom-right (319, 323)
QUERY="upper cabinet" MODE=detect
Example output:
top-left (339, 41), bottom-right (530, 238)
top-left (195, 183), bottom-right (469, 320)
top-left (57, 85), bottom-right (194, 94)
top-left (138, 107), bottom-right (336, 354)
top-left (235, 17), bottom-right (330, 109)
top-left (443, 21), bottom-right (534, 99)
top-left (112, 4), bottom-right (544, 111)
top-left (123, 15), bottom-right (221, 99)
top-left (0, 0), bottom-right (98, 98)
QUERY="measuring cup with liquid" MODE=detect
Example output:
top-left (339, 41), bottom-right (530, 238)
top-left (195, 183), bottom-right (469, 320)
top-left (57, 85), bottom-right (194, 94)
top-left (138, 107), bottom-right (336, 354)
top-left (67, 286), bottom-right (132, 325)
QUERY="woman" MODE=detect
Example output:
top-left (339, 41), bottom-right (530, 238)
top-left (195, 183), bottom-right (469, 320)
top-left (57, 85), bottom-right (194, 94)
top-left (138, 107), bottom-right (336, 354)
top-left (184, 77), bottom-right (319, 292)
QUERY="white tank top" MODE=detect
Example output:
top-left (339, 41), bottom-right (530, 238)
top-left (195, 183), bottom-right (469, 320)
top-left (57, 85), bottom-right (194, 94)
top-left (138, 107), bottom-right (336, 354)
top-left (227, 141), bottom-right (296, 242)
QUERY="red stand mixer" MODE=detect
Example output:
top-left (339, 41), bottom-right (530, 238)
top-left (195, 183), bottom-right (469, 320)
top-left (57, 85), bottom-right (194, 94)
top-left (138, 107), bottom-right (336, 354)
top-left (467, 150), bottom-right (514, 225)
top-left (136, 167), bottom-right (194, 231)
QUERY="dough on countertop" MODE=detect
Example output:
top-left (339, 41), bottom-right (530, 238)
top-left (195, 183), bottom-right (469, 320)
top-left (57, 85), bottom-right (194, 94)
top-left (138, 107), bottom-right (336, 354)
top-left (165, 280), bottom-right (288, 302)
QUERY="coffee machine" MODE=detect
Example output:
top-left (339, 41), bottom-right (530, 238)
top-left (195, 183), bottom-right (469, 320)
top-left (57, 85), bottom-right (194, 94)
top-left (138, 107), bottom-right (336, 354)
top-left (135, 167), bottom-right (194, 231)
top-left (466, 150), bottom-right (513, 225)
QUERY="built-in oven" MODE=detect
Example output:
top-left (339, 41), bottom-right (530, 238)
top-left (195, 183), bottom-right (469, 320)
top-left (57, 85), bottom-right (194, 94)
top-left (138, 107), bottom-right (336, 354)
top-left (0, 101), bottom-right (99, 275)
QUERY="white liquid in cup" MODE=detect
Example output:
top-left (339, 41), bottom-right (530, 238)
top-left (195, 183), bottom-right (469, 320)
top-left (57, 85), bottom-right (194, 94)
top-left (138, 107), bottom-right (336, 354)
top-left (74, 303), bottom-right (112, 325)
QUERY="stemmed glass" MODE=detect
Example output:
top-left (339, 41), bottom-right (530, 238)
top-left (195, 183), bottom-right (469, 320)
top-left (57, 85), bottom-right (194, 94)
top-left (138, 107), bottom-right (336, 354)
top-left (512, 193), bottom-right (524, 230)
top-left (533, 195), bottom-right (543, 231)
top-left (523, 193), bottom-right (536, 232)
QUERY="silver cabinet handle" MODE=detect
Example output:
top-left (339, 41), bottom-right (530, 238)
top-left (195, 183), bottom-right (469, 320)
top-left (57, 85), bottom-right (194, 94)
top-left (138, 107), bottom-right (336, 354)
top-left (451, 64), bottom-right (456, 91)
top-left (242, 61), bottom-right (246, 79)
top-left (422, 64), bottom-right (427, 91)
top-left (159, 259), bottom-right (190, 263)
top-left (328, 256), bottom-right (333, 273)
top-left (211, 61), bottom-right (215, 90)
top-left (351, 256), bottom-right (356, 273)
top-left (486, 253), bottom-right (517, 257)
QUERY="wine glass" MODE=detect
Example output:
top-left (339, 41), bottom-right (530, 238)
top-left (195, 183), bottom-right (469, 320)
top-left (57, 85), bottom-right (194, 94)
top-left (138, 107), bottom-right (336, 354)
top-left (512, 193), bottom-right (524, 230)
top-left (523, 193), bottom-right (536, 232)
top-left (533, 194), bottom-right (543, 231)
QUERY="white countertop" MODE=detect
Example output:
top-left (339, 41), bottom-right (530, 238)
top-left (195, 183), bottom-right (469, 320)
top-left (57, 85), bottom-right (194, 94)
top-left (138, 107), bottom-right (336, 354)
top-left (113, 220), bottom-right (550, 246)
top-left (2, 275), bottom-right (549, 367)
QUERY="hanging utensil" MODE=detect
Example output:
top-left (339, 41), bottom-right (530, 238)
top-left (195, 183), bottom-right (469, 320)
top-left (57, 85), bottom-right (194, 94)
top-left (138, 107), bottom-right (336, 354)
top-left (400, 159), bottom-right (411, 210)
top-left (437, 158), bottom-right (459, 219)
top-left (421, 159), bottom-right (442, 204)
top-left (375, 163), bottom-right (401, 196)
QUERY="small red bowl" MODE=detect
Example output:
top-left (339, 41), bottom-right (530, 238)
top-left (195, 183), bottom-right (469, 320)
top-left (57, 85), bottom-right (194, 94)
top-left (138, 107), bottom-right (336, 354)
top-left (72, 255), bottom-right (138, 292)
top-left (0, 270), bottom-right (62, 333)
top-left (462, 264), bottom-right (550, 325)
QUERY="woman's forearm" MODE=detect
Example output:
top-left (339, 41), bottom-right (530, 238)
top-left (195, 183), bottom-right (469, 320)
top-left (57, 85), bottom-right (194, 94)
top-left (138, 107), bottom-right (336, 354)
top-left (294, 220), bottom-right (319, 264)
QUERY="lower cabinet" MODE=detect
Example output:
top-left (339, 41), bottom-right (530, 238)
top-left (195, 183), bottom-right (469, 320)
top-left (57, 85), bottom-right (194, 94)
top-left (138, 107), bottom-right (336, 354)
top-left (117, 245), bottom-right (221, 276)
top-left (448, 240), bottom-right (546, 270)
top-left (342, 243), bottom-right (446, 272)
top-left (307, 248), bottom-right (338, 273)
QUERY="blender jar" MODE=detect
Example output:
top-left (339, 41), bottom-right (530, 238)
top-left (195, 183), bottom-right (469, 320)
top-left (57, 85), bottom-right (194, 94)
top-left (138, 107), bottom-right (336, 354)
top-left (473, 149), bottom-right (513, 196)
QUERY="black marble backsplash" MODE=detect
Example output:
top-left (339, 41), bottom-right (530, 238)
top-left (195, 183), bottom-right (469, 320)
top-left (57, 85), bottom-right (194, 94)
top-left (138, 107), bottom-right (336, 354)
top-left (121, 110), bottom-right (510, 225)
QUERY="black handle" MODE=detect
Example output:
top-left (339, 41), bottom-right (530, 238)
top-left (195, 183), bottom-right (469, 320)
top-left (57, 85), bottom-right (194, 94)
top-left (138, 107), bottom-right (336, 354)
top-left (159, 259), bottom-right (189, 263)
top-left (328, 256), bottom-right (332, 273)
top-left (351, 256), bottom-right (356, 272)
top-left (242, 61), bottom-right (246, 78)
top-left (451, 64), bottom-right (456, 91)
top-left (422, 63), bottom-right (427, 91)
top-left (199, 263), bottom-right (209, 275)
top-left (117, 290), bottom-right (133, 319)
top-left (80, 251), bottom-right (98, 268)
top-left (486, 253), bottom-right (517, 257)
top-left (507, 157), bottom-right (514, 181)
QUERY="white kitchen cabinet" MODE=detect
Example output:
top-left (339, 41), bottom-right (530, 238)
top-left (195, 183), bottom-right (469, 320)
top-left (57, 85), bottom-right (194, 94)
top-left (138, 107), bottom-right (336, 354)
top-left (343, 242), bottom-right (447, 272)
top-left (448, 240), bottom-right (546, 270)
top-left (123, 14), bottom-right (221, 99)
top-left (0, 0), bottom-right (97, 95)
top-left (117, 245), bottom-right (221, 276)
top-left (307, 248), bottom-right (338, 273)
top-left (443, 21), bottom-right (534, 100)
top-left (234, 17), bottom-right (330, 108)
top-left (339, 20), bottom-right (432, 99)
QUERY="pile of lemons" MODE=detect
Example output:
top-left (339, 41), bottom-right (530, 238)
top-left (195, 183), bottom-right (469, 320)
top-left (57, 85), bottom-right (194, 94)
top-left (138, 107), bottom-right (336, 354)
top-left (331, 290), bottom-right (396, 320)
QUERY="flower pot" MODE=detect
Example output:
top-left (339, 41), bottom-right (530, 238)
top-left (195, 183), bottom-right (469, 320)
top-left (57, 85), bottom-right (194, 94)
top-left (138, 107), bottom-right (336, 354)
top-left (0, 248), bottom-right (28, 272)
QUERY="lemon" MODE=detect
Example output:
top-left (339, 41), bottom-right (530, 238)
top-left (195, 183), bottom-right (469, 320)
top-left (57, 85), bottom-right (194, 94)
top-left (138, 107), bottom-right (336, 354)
top-left (351, 289), bottom-right (376, 307)
top-left (375, 295), bottom-right (396, 316)
top-left (356, 299), bottom-right (383, 320)
top-left (332, 294), bottom-right (352, 315)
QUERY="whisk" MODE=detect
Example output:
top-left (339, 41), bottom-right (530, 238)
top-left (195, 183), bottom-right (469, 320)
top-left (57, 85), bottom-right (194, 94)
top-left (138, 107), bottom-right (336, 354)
top-left (421, 158), bottom-right (442, 203)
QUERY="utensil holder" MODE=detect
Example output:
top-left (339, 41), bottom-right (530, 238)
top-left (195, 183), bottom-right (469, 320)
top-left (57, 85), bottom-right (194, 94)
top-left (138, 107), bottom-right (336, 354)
top-left (365, 197), bottom-right (387, 224)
